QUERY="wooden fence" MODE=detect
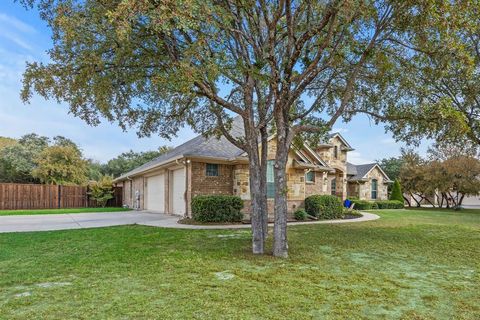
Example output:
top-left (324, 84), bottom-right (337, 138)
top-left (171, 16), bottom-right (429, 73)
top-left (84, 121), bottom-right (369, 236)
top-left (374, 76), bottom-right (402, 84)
top-left (0, 183), bottom-right (123, 210)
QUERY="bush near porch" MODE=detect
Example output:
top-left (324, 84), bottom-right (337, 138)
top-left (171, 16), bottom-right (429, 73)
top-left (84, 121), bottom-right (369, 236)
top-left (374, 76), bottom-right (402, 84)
top-left (305, 195), bottom-right (343, 219)
top-left (351, 199), bottom-right (404, 210)
top-left (191, 195), bottom-right (244, 222)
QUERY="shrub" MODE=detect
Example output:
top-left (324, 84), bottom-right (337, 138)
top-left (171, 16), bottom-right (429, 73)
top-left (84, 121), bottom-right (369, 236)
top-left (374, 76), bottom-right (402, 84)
top-left (305, 195), bottom-right (343, 219)
top-left (351, 200), bottom-right (373, 210)
top-left (88, 175), bottom-right (114, 207)
top-left (343, 208), bottom-right (363, 217)
top-left (375, 200), bottom-right (404, 209)
top-left (191, 195), bottom-right (244, 222)
top-left (371, 202), bottom-right (379, 210)
top-left (294, 209), bottom-right (307, 221)
top-left (389, 179), bottom-right (404, 203)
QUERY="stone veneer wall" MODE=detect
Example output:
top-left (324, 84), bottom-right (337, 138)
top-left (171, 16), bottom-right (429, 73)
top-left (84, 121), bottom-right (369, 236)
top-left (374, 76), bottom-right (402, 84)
top-left (357, 167), bottom-right (389, 200)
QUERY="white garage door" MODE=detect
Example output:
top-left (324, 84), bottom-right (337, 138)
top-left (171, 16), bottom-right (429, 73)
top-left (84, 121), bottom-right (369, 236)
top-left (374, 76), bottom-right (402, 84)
top-left (171, 168), bottom-right (186, 216)
top-left (146, 174), bottom-right (165, 212)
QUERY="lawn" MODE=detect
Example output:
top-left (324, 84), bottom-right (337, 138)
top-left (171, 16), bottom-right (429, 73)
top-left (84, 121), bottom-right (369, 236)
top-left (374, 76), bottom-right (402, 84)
top-left (0, 207), bottom-right (131, 216)
top-left (0, 208), bottom-right (478, 319)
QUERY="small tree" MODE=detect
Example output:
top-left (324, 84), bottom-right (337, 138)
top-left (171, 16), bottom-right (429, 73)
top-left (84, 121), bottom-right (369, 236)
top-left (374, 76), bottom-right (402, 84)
top-left (389, 179), bottom-right (403, 203)
top-left (88, 176), bottom-right (115, 208)
top-left (32, 145), bottom-right (88, 185)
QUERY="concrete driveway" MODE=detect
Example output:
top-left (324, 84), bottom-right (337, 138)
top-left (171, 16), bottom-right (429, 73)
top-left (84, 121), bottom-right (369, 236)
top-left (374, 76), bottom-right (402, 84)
top-left (0, 211), bottom-right (178, 233)
top-left (0, 211), bottom-right (379, 233)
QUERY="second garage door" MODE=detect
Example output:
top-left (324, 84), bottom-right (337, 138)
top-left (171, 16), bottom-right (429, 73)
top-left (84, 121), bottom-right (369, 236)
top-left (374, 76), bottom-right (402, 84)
top-left (146, 174), bottom-right (165, 212)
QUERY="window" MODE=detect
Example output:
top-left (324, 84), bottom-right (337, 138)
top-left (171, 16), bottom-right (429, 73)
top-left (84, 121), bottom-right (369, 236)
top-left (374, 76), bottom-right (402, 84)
top-left (331, 178), bottom-right (336, 196)
top-left (334, 146), bottom-right (338, 159)
top-left (206, 163), bottom-right (219, 176)
top-left (371, 179), bottom-right (378, 199)
top-left (305, 171), bottom-right (315, 183)
top-left (267, 160), bottom-right (275, 198)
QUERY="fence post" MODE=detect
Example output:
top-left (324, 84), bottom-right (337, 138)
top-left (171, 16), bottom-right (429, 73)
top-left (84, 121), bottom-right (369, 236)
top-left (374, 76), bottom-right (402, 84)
top-left (57, 185), bottom-right (61, 208)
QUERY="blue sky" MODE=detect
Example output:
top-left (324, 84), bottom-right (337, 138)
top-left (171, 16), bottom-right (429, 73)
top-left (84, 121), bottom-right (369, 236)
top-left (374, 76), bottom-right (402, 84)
top-left (0, 2), bottom-right (428, 164)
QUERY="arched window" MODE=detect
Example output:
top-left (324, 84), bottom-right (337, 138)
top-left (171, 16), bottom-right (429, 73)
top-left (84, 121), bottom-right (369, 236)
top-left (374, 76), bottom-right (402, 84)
top-left (371, 179), bottom-right (378, 199)
top-left (331, 178), bottom-right (336, 196)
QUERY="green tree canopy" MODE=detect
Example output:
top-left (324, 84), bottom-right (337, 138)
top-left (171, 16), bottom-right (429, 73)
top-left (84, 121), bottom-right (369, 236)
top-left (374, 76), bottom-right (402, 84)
top-left (32, 145), bottom-right (88, 185)
top-left (19, 0), bottom-right (464, 257)
top-left (103, 147), bottom-right (171, 178)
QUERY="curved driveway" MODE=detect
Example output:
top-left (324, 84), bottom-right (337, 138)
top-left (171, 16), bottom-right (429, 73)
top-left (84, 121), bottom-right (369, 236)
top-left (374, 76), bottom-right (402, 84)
top-left (0, 211), bottom-right (379, 233)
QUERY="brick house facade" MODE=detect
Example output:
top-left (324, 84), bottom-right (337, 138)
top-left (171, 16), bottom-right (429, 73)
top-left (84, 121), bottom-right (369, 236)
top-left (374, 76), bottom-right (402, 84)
top-left (114, 123), bottom-right (391, 217)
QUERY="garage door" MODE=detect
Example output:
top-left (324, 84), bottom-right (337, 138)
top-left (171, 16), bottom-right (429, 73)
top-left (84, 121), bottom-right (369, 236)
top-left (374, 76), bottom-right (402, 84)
top-left (171, 168), bottom-right (186, 216)
top-left (146, 174), bottom-right (165, 212)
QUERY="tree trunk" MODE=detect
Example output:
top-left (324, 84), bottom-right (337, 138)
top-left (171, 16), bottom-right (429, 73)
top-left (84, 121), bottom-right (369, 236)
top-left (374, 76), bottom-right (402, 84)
top-left (403, 194), bottom-right (411, 207)
top-left (248, 150), bottom-right (266, 254)
top-left (259, 126), bottom-right (269, 240)
top-left (410, 192), bottom-right (421, 207)
top-left (272, 117), bottom-right (291, 258)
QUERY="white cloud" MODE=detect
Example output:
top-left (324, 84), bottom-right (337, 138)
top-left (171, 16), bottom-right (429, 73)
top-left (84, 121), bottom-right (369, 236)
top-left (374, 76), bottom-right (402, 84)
top-left (380, 137), bottom-right (396, 145)
top-left (331, 127), bottom-right (349, 134)
top-left (0, 13), bottom-right (36, 34)
top-left (347, 151), bottom-right (374, 165)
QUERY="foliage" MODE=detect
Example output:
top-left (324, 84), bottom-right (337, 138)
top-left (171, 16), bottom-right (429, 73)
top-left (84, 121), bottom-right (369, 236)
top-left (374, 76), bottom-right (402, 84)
top-left (88, 176), bottom-right (115, 207)
top-left (351, 199), bottom-right (403, 210)
top-left (0, 137), bottom-right (17, 150)
top-left (103, 147), bottom-right (171, 178)
top-left (191, 195), bottom-right (244, 223)
top-left (389, 179), bottom-right (404, 202)
top-left (294, 209), bottom-right (307, 221)
top-left (305, 195), bottom-right (343, 220)
top-left (400, 146), bottom-right (480, 208)
top-left (32, 145), bottom-right (88, 185)
top-left (377, 157), bottom-right (403, 182)
top-left (375, 200), bottom-right (404, 209)
top-left (0, 133), bottom-right (50, 183)
top-left (19, 0), bottom-right (466, 257)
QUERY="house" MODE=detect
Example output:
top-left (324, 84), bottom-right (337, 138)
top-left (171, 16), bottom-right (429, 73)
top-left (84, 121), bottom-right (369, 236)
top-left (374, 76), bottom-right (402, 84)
top-left (114, 121), bottom-right (392, 217)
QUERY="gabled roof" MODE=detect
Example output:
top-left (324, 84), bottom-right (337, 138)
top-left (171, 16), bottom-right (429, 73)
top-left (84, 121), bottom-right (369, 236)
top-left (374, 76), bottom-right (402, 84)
top-left (328, 132), bottom-right (355, 151)
top-left (347, 162), bottom-right (392, 182)
top-left (114, 118), bottom-right (245, 181)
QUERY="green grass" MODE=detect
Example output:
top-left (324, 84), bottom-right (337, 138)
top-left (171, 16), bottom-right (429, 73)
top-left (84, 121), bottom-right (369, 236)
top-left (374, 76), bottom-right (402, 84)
top-left (0, 207), bottom-right (131, 216)
top-left (0, 208), bottom-right (479, 319)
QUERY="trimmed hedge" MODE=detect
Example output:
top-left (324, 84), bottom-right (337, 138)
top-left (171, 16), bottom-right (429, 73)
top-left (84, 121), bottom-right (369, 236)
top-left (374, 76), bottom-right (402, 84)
top-left (191, 195), bottom-right (244, 222)
top-left (350, 199), bottom-right (404, 210)
top-left (375, 200), bottom-right (404, 209)
top-left (305, 195), bottom-right (343, 219)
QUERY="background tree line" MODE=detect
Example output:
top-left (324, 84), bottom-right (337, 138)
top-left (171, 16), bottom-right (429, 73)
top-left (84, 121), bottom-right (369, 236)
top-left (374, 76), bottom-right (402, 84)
top-left (378, 143), bottom-right (480, 209)
top-left (0, 134), bottom-right (170, 185)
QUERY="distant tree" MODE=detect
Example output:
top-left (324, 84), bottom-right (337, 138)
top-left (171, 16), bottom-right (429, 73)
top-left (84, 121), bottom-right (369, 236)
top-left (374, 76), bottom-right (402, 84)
top-left (103, 147), bottom-right (171, 178)
top-left (32, 145), bottom-right (88, 185)
top-left (0, 133), bottom-right (50, 183)
top-left (389, 179), bottom-right (403, 203)
top-left (86, 159), bottom-right (105, 181)
top-left (0, 137), bottom-right (17, 150)
top-left (88, 175), bottom-right (114, 207)
top-left (377, 157), bottom-right (403, 182)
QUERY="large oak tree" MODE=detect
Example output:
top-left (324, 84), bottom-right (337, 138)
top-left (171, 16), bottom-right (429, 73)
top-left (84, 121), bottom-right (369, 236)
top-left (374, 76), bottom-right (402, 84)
top-left (20, 0), bottom-right (453, 257)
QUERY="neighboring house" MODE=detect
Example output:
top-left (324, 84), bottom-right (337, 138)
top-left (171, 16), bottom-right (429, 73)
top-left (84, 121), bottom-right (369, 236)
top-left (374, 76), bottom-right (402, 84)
top-left (114, 120), bottom-right (392, 217)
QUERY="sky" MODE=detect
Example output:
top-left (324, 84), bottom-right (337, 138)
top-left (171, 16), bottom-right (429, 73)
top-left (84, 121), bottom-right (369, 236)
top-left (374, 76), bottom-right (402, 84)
top-left (0, 2), bottom-right (428, 164)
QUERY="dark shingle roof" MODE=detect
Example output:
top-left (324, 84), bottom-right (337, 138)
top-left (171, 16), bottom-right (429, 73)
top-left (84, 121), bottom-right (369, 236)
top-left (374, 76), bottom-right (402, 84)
top-left (347, 162), bottom-right (377, 180)
top-left (115, 118), bottom-right (245, 181)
